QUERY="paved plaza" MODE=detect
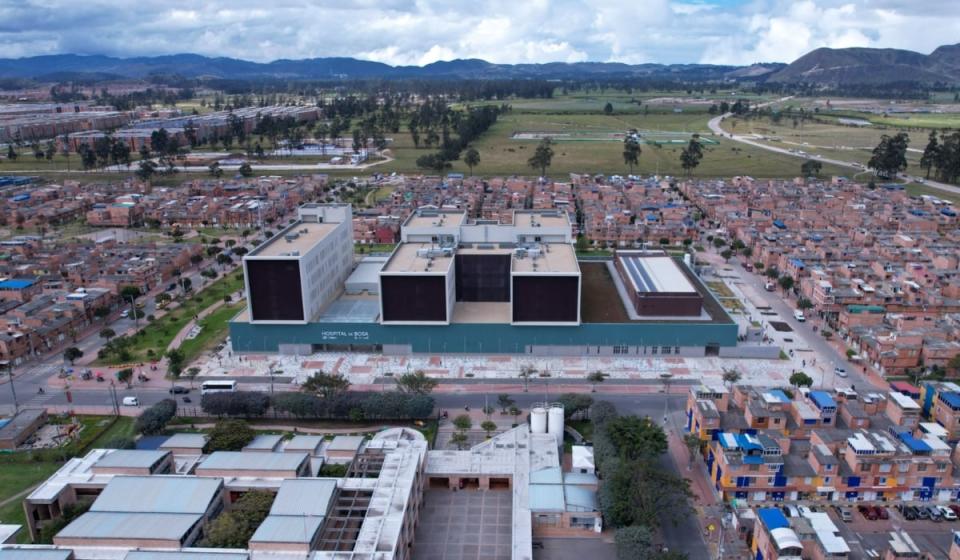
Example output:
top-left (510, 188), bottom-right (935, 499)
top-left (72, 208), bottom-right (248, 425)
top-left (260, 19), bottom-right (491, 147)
top-left (413, 489), bottom-right (513, 560)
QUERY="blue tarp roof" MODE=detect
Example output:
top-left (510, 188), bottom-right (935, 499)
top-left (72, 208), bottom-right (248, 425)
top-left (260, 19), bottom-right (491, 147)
top-left (773, 220), bottom-right (786, 229)
top-left (735, 434), bottom-right (762, 452)
top-left (743, 455), bottom-right (764, 465)
top-left (789, 258), bottom-right (805, 269)
top-left (767, 389), bottom-right (791, 403)
top-left (809, 391), bottom-right (836, 410)
top-left (0, 279), bottom-right (35, 289)
top-left (941, 392), bottom-right (960, 409)
top-left (898, 432), bottom-right (932, 454)
top-left (758, 508), bottom-right (789, 531)
top-left (909, 209), bottom-right (927, 217)
top-left (942, 208), bottom-right (957, 217)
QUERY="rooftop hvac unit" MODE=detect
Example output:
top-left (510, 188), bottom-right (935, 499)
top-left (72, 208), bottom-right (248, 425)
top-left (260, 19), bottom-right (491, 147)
top-left (528, 248), bottom-right (541, 259)
top-left (416, 248), bottom-right (431, 258)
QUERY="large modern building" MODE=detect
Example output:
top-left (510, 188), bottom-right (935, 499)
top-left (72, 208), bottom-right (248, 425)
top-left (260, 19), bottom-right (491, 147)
top-left (232, 204), bottom-right (741, 356)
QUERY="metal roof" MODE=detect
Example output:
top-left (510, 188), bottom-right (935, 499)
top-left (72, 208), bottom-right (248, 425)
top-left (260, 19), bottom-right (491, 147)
top-left (618, 254), bottom-right (695, 294)
top-left (283, 435), bottom-right (325, 453)
top-left (197, 451), bottom-right (307, 472)
top-left (125, 551), bottom-right (248, 560)
top-left (529, 467), bottom-right (563, 484)
top-left (528, 484), bottom-right (565, 512)
top-left (0, 550), bottom-right (72, 560)
top-left (249, 515), bottom-right (324, 544)
top-left (57, 512), bottom-right (201, 541)
top-left (808, 391), bottom-right (836, 410)
top-left (93, 449), bottom-right (168, 469)
top-left (563, 472), bottom-right (598, 486)
top-left (243, 434), bottom-right (283, 451)
top-left (270, 479), bottom-right (337, 517)
top-left (160, 433), bottom-right (208, 450)
top-left (758, 508), bottom-right (789, 531)
top-left (326, 436), bottom-right (364, 452)
top-left (91, 476), bottom-right (222, 514)
top-left (563, 485), bottom-right (598, 512)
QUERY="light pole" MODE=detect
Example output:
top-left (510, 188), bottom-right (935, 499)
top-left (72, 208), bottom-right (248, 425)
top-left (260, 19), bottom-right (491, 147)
top-left (1, 361), bottom-right (17, 415)
top-left (660, 373), bottom-right (673, 425)
top-left (127, 294), bottom-right (140, 328)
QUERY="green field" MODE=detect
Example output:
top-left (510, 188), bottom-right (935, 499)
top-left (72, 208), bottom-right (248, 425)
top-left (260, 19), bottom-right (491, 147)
top-left (96, 269), bottom-right (243, 365)
top-left (177, 301), bottom-right (245, 364)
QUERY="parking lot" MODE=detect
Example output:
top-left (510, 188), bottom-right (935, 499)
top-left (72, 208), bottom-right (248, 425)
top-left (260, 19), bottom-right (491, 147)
top-left (413, 489), bottom-right (513, 560)
top-left (820, 504), bottom-right (955, 557)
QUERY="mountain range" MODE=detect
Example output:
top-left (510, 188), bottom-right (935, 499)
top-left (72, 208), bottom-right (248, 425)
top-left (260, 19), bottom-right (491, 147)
top-left (0, 43), bottom-right (958, 84)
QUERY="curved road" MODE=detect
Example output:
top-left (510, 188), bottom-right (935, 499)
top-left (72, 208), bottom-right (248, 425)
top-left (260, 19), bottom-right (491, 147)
top-left (707, 111), bottom-right (960, 198)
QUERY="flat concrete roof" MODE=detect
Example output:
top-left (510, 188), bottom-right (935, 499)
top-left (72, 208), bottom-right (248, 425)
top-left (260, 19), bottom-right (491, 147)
top-left (514, 211), bottom-right (568, 228)
top-left (253, 222), bottom-right (338, 257)
top-left (512, 244), bottom-right (578, 274)
top-left (451, 302), bottom-right (511, 324)
top-left (405, 211), bottom-right (466, 229)
top-left (125, 552), bottom-right (248, 560)
top-left (382, 243), bottom-right (453, 274)
top-left (160, 433), bottom-right (208, 450)
top-left (243, 434), bottom-right (283, 451)
top-left (0, 409), bottom-right (44, 441)
top-left (618, 254), bottom-right (695, 294)
top-left (0, 550), bottom-right (71, 560)
top-left (326, 435), bottom-right (365, 452)
top-left (283, 435), bottom-right (325, 453)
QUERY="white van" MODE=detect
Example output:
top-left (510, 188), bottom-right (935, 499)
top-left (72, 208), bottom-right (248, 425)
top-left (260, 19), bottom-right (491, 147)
top-left (122, 396), bottom-right (140, 407)
top-left (793, 310), bottom-right (805, 322)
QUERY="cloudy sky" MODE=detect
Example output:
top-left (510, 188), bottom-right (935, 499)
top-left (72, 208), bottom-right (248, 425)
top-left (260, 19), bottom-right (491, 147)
top-left (1, 0), bottom-right (959, 66)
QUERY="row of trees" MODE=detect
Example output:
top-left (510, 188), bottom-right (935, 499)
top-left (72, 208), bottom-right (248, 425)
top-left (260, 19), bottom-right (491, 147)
top-left (590, 401), bottom-right (692, 560)
top-left (200, 390), bottom-right (435, 421)
top-left (920, 130), bottom-right (960, 183)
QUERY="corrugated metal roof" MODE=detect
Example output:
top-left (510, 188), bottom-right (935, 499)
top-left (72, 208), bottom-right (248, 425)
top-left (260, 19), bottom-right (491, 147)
top-left (249, 515), bottom-right (324, 544)
top-left (563, 485), bottom-right (598, 512)
top-left (197, 451), bottom-right (307, 472)
top-left (57, 512), bottom-right (201, 541)
top-left (563, 472), bottom-right (598, 485)
top-left (0, 550), bottom-right (72, 560)
top-left (326, 436), bottom-right (364, 452)
top-left (270, 479), bottom-right (337, 517)
top-left (528, 484), bottom-right (565, 512)
top-left (93, 449), bottom-right (169, 469)
top-left (758, 507), bottom-right (789, 531)
top-left (91, 476), bottom-right (221, 514)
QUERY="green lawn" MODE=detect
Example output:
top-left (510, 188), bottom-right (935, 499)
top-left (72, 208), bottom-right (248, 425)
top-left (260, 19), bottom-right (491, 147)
top-left (905, 182), bottom-right (960, 204)
top-left (177, 301), bottom-right (245, 364)
top-left (97, 269), bottom-right (243, 365)
top-left (0, 462), bottom-right (62, 504)
top-left (355, 243), bottom-right (397, 254)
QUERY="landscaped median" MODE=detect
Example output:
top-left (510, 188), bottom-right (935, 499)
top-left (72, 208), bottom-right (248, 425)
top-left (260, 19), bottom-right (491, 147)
top-left (96, 268), bottom-right (243, 365)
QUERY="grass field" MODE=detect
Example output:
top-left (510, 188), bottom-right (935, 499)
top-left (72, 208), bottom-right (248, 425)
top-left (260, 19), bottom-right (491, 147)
top-left (97, 269), bottom-right (243, 365)
top-left (177, 300), bottom-right (245, 364)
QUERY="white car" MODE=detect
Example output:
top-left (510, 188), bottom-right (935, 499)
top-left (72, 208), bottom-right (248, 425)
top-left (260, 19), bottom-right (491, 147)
top-left (794, 310), bottom-right (806, 322)
top-left (834, 367), bottom-right (848, 378)
top-left (939, 505), bottom-right (958, 521)
top-left (120, 309), bottom-right (130, 318)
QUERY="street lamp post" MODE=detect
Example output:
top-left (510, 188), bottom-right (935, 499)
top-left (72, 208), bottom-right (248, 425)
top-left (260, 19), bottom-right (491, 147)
top-left (127, 294), bottom-right (140, 328)
top-left (660, 373), bottom-right (673, 425)
top-left (1, 361), bottom-right (17, 415)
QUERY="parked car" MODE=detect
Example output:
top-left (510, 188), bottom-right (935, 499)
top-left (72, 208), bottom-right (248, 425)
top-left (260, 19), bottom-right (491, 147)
top-left (949, 505), bottom-right (960, 517)
top-left (939, 505), bottom-right (958, 521)
top-left (834, 367), bottom-right (848, 378)
top-left (902, 506), bottom-right (918, 521)
top-left (915, 506), bottom-right (930, 520)
top-left (783, 505), bottom-right (801, 518)
top-left (875, 506), bottom-right (889, 520)
top-left (120, 309), bottom-right (130, 318)
top-left (839, 508), bottom-right (853, 523)
top-left (858, 505), bottom-right (878, 520)
top-left (926, 506), bottom-right (942, 522)
top-left (169, 386), bottom-right (190, 394)
top-left (122, 396), bottom-right (140, 407)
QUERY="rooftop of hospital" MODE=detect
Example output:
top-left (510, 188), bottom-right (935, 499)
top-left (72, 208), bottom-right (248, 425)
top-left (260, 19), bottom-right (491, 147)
top-left (248, 222), bottom-right (339, 258)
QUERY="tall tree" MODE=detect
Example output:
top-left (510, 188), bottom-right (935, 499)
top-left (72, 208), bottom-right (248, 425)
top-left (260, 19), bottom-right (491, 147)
top-left (396, 370), bottom-right (438, 394)
top-left (527, 137), bottom-right (554, 177)
top-left (868, 132), bottom-right (909, 179)
top-left (463, 148), bottom-right (480, 176)
top-left (800, 159), bottom-right (822, 177)
top-left (301, 371), bottom-right (350, 398)
top-left (679, 136), bottom-right (703, 176)
top-left (623, 136), bottom-right (641, 174)
top-left (920, 131), bottom-right (940, 179)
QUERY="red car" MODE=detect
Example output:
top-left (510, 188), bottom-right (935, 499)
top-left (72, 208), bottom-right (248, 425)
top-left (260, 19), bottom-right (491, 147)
top-left (874, 506), bottom-right (889, 520)
top-left (950, 505), bottom-right (960, 517)
top-left (858, 505), bottom-right (878, 520)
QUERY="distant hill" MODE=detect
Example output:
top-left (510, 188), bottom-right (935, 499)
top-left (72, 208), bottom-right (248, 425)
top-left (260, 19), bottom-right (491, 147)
top-left (0, 53), bottom-right (784, 81)
top-left (768, 43), bottom-right (960, 84)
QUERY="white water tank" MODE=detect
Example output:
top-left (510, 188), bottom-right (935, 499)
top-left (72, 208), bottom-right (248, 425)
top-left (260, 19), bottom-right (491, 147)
top-left (548, 405), bottom-right (565, 446)
top-left (531, 407), bottom-right (548, 434)
top-left (683, 253), bottom-right (692, 267)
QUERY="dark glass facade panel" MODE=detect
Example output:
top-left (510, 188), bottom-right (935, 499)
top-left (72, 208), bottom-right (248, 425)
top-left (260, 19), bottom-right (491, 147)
top-left (455, 254), bottom-right (511, 302)
top-left (247, 259), bottom-right (304, 321)
top-left (512, 276), bottom-right (578, 322)
top-left (381, 275), bottom-right (447, 322)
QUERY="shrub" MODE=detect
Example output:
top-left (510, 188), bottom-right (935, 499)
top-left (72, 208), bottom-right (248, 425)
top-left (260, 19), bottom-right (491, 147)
top-left (135, 398), bottom-right (177, 435)
top-left (205, 419), bottom-right (255, 452)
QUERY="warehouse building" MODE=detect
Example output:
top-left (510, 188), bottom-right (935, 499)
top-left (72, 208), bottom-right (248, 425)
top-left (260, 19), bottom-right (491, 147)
top-left (231, 204), bottom-right (740, 356)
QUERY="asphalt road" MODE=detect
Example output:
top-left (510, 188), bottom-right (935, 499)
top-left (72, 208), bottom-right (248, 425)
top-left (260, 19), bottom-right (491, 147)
top-left (707, 110), bottom-right (960, 197)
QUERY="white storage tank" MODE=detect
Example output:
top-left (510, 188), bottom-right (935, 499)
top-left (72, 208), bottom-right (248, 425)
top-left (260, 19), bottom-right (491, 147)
top-left (531, 407), bottom-right (548, 434)
top-left (547, 405), bottom-right (565, 446)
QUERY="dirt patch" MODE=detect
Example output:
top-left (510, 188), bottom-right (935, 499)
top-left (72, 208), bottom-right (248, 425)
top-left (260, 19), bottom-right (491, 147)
top-left (769, 321), bottom-right (793, 332)
top-left (580, 262), bottom-right (630, 323)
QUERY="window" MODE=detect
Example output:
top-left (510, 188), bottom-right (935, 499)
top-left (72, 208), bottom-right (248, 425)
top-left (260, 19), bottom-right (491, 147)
top-left (878, 463), bottom-right (891, 473)
top-left (823, 477), bottom-right (831, 483)
top-left (773, 418), bottom-right (781, 424)
top-left (662, 346), bottom-right (672, 355)
top-left (651, 346), bottom-right (658, 355)
top-left (917, 463), bottom-right (927, 472)
top-left (879, 477), bottom-right (887, 485)
top-left (859, 464), bottom-right (871, 473)
top-left (937, 463), bottom-right (948, 472)
top-left (825, 464), bottom-right (833, 471)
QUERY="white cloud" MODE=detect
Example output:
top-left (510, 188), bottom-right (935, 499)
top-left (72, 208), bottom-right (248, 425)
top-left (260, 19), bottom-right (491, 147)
top-left (0, 0), bottom-right (956, 65)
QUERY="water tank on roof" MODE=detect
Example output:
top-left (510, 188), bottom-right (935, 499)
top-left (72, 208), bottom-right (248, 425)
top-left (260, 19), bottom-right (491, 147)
top-left (548, 405), bottom-right (565, 446)
top-left (531, 407), bottom-right (547, 434)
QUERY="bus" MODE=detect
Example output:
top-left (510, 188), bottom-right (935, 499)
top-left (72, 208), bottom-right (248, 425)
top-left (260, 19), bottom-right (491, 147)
top-left (201, 380), bottom-right (238, 395)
